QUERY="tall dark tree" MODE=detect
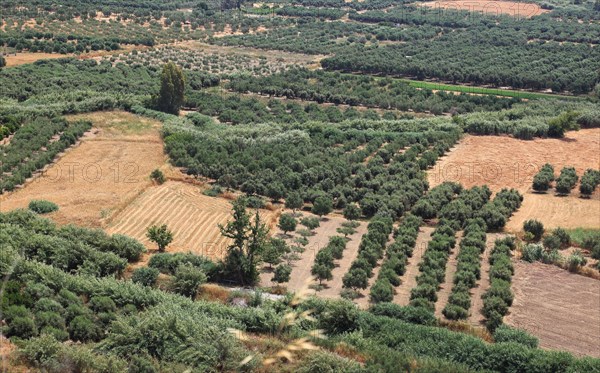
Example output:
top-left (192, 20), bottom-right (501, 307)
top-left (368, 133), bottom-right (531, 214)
top-left (156, 62), bottom-right (185, 115)
top-left (219, 198), bottom-right (268, 285)
top-left (0, 55), bottom-right (6, 69)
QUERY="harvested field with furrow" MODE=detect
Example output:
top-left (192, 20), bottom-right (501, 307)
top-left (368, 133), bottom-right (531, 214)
top-left (108, 181), bottom-right (274, 260)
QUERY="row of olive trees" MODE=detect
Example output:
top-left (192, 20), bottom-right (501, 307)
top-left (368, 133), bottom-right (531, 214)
top-left (533, 164), bottom-right (600, 197)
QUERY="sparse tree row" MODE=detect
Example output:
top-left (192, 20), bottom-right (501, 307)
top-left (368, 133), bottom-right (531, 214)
top-left (369, 213), bottom-right (422, 303)
top-left (533, 163), bottom-right (600, 197)
top-left (311, 235), bottom-right (349, 285)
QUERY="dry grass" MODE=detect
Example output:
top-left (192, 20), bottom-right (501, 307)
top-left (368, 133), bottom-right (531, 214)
top-left (197, 283), bottom-right (231, 303)
top-left (107, 181), bottom-right (277, 260)
top-left (438, 320), bottom-right (494, 343)
top-left (0, 111), bottom-right (166, 228)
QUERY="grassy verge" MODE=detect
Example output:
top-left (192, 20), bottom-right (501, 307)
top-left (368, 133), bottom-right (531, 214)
top-left (566, 228), bottom-right (600, 247)
top-left (401, 79), bottom-right (582, 100)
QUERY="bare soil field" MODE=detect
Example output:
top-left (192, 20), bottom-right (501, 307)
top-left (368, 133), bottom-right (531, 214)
top-left (418, 0), bottom-right (549, 18)
top-left (0, 111), bottom-right (166, 228)
top-left (108, 181), bottom-right (277, 261)
top-left (428, 129), bottom-right (600, 230)
top-left (505, 261), bottom-right (600, 357)
top-left (4, 45), bottom-right (149, 67)
top-left (505, 193), bottom-right (600, 231)
top-left (393, 226), bottom-right (435, 305)
top-left (428, 129), bottom-right (600, 194)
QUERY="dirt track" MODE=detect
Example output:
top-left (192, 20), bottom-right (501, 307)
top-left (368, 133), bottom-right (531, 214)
top-left (506, 261), bottom-right (600, 357)
top-left (393, 226), bottom-right (434, 305)
top-left (434, 233), bottom-right (462, 319)
top-left (469, 233), bottom-right (504, 325)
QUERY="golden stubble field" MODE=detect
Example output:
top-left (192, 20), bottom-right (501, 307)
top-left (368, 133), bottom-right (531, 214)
top-left (0, 111), bottom-right (166, 227)
top-left (428, 129), bottom-right (600, 230)
top-left (0, 111), bottom-right (277, 261)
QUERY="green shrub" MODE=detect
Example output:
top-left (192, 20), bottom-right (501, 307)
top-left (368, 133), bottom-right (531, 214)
top-left (35, 311), bottom-right (65, 330)
top-left (171, 263), bottom-right (206, 298)
top-left (132, 267), bottom-right (160, 287)
top-left (28, 200), bottom-right (59, 214)
top-left (542, 234), bottom-right (561, 251)
top-left (370, 280), bottom-right (394, 303)
top-left (568, 250), bottom-right (587, 272)
top-left (128, 355), bottom-right (158, 373)
top-left (69, 315), bottom-right (101, 342)
top-left (482, 296), bottom-right (508, 319)
top-left (297, 351), bottom-right (363, 373)
top-left (369, 303), bottom-right (436, 326)
top-left (89, 296), bottom-right (117, 313)
top-left (521, 244), bottom-right (543, 263)
top-left (523, 219), bottom-right (544, 241)
top-left (19, 334), bottom-right (62, 368)
top-left (106, 234), bottom-right (146, 262)
top-left (150, 169), bottom-right (166, 184)
top-left (442, 304), bottom-right (469, 320)
top-left (493, 325), bottom-right (539, 348)
top-left (6, 316), bottom-right (37, 338)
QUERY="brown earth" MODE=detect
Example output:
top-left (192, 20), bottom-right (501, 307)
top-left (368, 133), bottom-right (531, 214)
top-left (505, 261), bottom-right (600, 357)
top-left (428, 129), bottom-right (600, 230)
top-left (418, 0), bottom-right (549, 18)
top-left (3, 45), bottom-right (150, 67)
top-left (316, 221), bottom-right (368, 299)
top-left (393, 226), bottom-right (435, 305)
top-left (0, 111), bottom-right (167, 228)
top-left (260, 212), bottom-right (366, 298)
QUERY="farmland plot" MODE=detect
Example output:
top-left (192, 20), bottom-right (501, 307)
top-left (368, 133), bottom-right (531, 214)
top-left (109, 181), bottom-right (276, 260)
top-left (0, 111), bottom-right (165, 227)
top-left (506, 261), bottom-right (600, 357)
top-left (428, 129), bottom-right (600, 230)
